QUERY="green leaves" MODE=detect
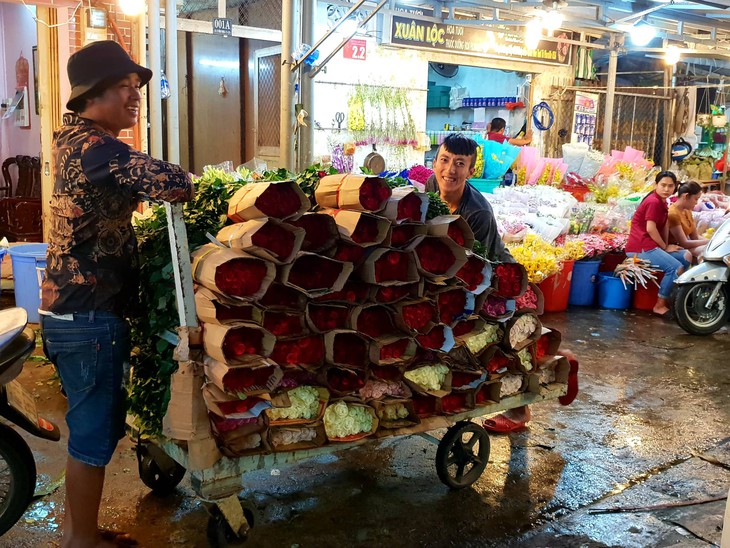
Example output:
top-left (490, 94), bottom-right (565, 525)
top-left (426, 192), bottom-right (449, 220)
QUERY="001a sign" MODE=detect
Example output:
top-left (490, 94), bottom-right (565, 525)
top-left (344, 39), bottom-right (367, 60)
top-left (212, 17), bottom-right (233, 36)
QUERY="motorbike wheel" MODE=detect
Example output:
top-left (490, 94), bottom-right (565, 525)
top-left (674, 282), bottom-right (729, 335)
top-left (0, 425), bottom-right (37, 537)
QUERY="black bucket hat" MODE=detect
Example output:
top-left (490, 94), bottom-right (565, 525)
top-left (66, 40), bottom-right (152, 111)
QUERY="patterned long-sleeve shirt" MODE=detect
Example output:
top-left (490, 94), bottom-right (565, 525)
top-left (41, 113), bottom-right (194, 315)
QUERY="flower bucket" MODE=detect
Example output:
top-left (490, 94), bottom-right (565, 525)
top-left (597, 273), bottom-right (632, 310)
top-left (632, 272), bottom-right (664, 311)
top-left (538, 260), bottom-right (574, 313)
top-left (568, 259), bottom-right (601, 307)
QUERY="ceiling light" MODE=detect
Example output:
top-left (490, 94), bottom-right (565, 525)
top-left (119, 0), bottom-right (145, 16)
top-left (525, 19), bottom-right (542, 50)
top-left (542, 9), bottom-right (564, 35)
top-left (630, 23), bottom-right (657, 47)
top-left (665, 45), bottom-right (681, 65)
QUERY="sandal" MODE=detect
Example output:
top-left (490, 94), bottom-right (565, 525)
top-left (483, 414), bottom-right (527, 433)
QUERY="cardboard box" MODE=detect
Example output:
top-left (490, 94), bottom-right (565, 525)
top-left (381, 187), bottom-right (428, 224)
top-left (191, 244), bottom-right (276, 301)
top-left (203, 322), bottom-right (276, 364)
top-left (195, 287), bottom-right (264, 326)
top-left (315, 173), bottom-right (390, 212)
top-left (426, 215), bottom-right (475, 251)
top-left (228, 180), bottom-right (309, 222)
top-left (356, 247), bottom-right (420, 286)
top-left (216, 218), bottom-right (305, 265)
top-left (162, 361), bottom-right (211, 441)
top-left (278, 251), bottom-right (354, 297)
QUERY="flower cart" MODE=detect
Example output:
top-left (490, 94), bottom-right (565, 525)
top-left (131, 177), bottom-right (577, 548)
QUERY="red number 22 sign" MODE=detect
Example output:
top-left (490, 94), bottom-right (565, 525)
top-left (344, 39), bottom-right (367, 60)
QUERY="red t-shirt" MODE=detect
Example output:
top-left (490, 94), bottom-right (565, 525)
top-left (487, 132), bottom-right (508, 143)
top-left (625, 191), bottom-right (669, 253)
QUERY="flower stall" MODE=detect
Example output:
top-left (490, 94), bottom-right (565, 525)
top-left (129, 164), bottom-right (579, 540)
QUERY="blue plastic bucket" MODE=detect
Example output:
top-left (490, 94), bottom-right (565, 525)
top-left (596, 273), bottom-right (632, 310)
top-left (0, 248), bottom-right (7, 296)
top-left (9, 243), bottom-right (48, 323)
top-left (470, 178), bottom-right (501, 193)
top-left (568, 259), bottom-right (601, 306)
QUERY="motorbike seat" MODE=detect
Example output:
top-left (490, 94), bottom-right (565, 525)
top-left (0, 327), bottom-right (35, 385)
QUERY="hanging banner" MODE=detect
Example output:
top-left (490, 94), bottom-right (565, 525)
top-left (387, 16), bottom-right (573, 66)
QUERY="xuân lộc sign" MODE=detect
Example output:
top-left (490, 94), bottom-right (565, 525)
top-left (386, 15), bottom-right (573, 66)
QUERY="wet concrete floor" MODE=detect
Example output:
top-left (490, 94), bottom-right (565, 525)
top-left (2, 307), bottom-right (729, 547)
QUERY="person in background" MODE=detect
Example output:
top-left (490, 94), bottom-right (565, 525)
top-left (668, 181), bottom-right (709, 262)
top-left (625, 171), bottom-right (690, 317)
top-left (486, 117), bottom-right (533, 146)
top-left (425, 133), bottom-right (513, 262)
top-left (40, 40), bottom-right (194, 548)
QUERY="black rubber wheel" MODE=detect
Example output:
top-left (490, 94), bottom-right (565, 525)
top-left (436, 421), bottom-right (490, 490)
top-left (0, 425), bottom-right (37, 536)
top-left (674, 283), bottom-right (729, 335)
top-left (137, 445), bottom-right (186, 496)
top-left (206, 502), bottom-right (254, 548)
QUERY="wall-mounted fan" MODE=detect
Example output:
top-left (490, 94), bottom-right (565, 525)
top-left (429, 62), bottom-right (459, 78)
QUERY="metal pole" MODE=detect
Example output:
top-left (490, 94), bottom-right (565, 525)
top-left (663, 58), bottom-right (674, 169)
top-left (165, 0), bottom-right (180, 164)
top-left (148, 0), bottom-right (163, 159)
top-left (280, 0), bottom-right (298, 170)
top-left (300, 0), bottom-right (316, 170)
top-left (602, 34), bottom-right (619, 155)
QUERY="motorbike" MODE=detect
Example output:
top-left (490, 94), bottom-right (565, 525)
top-left (674, 217), bottom-right (730, 335)
top-left (0, 307), bottom-right (60, 536)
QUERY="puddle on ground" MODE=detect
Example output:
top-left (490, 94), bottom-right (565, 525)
top-left (23, 499), bottom-right (60, 532)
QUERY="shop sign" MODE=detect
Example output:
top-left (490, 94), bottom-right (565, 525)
top-left (212, 17), bottom-right (233, 37)
top-left (393, 3), bottom-right (434, 17)
top-left (344, 39), bottom-right (367, 60)
top-left (388, 16), bottom-right (572, 66)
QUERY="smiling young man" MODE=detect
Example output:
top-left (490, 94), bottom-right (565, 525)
top-left (426, 133), bottom-right (513, 263)
top-left (39, 41), bottom-right (194, 548)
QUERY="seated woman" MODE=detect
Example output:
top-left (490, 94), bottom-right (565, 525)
top-left (625, 171), bottom-right (690, 316)
top-left (668, 181), bottom-right (709, 263)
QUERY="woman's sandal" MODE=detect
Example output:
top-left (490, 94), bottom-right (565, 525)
top-left (483, 414), bottom-right (528, 433)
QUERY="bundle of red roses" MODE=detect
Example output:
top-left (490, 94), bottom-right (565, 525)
top-left (373, 251), bottom-right (414, 283)
top-left (447, 224), bottom-right (466, 247)
top-left (484, 349), bottom-right (511, 374)
top-left (379, 338), bottom-right (411, 361)
top-left (415, 325), bottom-right (447, 350)
top-left (493, 263), bottom-right (526, 298)
top-left (263, 311), bottom-right (305, 337)
top-left (216, 396), bottom-right (268, 417)
top-left (307, 304), bottom-right (350, 332)
top-left (325, 367), bottom-right (367, 394)
top-left (259, 282), bottom-right (307, 309)
top-left (452, 319), bottom-right (477, 338)
top-left (250, 184), bottom-right (304, 219)
top-left (228, 181), bottom-right (307, 222)
top-left (350, 215), bottom-right (383, 245)
top-left (213, 301), bottom-right (259, 323)
top-left (209, 413), bottom-right (260, 433)
top-left (215, 258), bottom-right (270, 299)
top-left (450, 369), bottom-right (482, 389)
top-left (332, 333), bottom-right (368, 368)
top-left (390, 224), bottom-right (419, 247)
top-left (480, 294), bottom-right (509, 318)
top-left (400, 301), bottom-right (436, 332)
top-left (414, 238), bottom-right (456, 276)
top-left (436, 289), bottom-right (467, 325)
top-left (359, 178), bottom-right (392, 211)
top-left (440, 392), bottom-right (469, 414)
top-left (270, 335), bottom-right (325, 366)
top-left (396, 192), bottom-right (426, 223)
top-left (286, 254), bottom-right (350, 292)
top-left (287, 213), bottom-right (339, 253)
top-left (250, 221), bottom-right (297, 261)
top-left (412, 393), bottom-right (439, 418)
top-left (370, 365), bottom-right (403, 382)
top-left (456, 255), bottom-right (489, 292)
top-left (374, 283), bottom-right (418, 304)
top-left (313, 281), bottom-right (370, 304)
top-left (223, 364), bottom-right (278, 393)
top-left (355, 306), bottom-right (395, 338)
top-left (475, 383), bottom-right (498, 405)
top-left (333, 241), bottom-right (368, 264)
top-left (221, 327), bottom-right (265, 360)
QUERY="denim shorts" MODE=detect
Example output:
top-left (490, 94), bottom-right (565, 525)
top-left (40, 311), bottom-right (130, 467)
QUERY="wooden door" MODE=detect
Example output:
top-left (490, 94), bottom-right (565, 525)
top-left (253, 46), bottom-right (281, 168)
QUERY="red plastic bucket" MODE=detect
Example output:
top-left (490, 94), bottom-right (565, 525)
top-left (538, 260), bottom-right (574, 312)
top-left (632, 272), bottom-right (664, 311)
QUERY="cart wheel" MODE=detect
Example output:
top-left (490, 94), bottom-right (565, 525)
top-left (206, 501), bottom-right (255, 548)
top-left (136, 444), bottom-right (186, 496)
top-left (435, 421), bottom-right (490, 490)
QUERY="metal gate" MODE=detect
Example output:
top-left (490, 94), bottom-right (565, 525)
top-left (253, 46), bottom-right (282, 166)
